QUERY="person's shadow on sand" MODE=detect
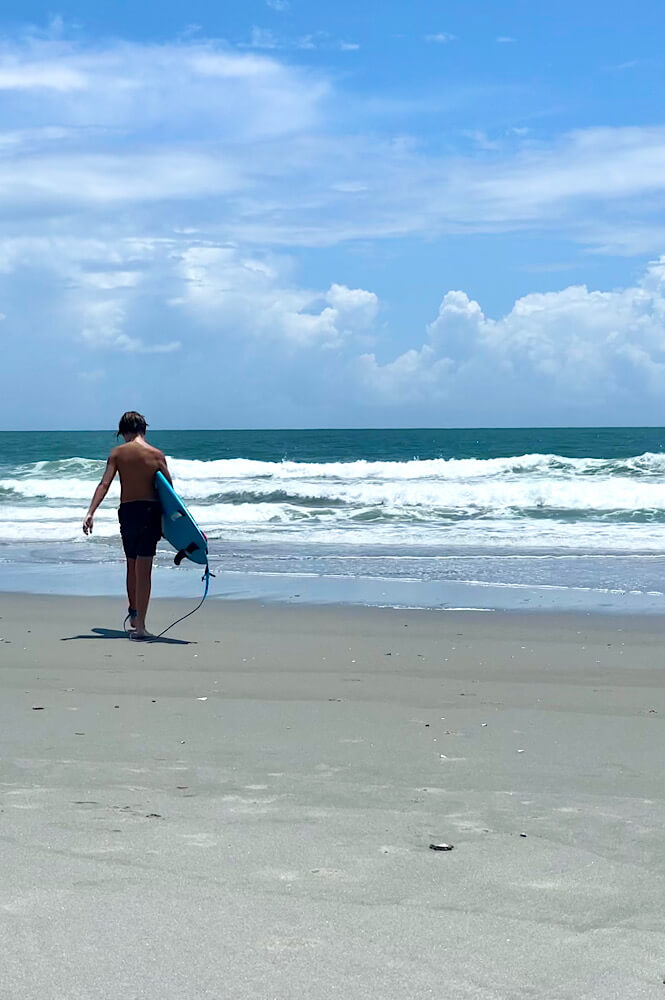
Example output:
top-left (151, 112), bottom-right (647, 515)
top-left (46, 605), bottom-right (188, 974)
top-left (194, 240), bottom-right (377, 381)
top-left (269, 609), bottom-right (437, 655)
top-left (61, 628), bottom-right (192, 645)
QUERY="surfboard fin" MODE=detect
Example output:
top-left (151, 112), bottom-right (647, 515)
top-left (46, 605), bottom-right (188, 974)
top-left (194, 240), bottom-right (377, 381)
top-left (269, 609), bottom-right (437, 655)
top-left (174, 541), bottom-right (200, 566)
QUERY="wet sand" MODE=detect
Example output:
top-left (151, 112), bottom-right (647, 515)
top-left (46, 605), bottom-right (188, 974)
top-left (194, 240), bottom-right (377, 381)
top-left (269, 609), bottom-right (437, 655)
top-left (1, 594), bottom-right (664, 999)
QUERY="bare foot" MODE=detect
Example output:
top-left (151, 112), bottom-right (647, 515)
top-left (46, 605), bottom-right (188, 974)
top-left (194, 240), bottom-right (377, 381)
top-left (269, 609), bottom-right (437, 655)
top-left (129, 630), bottom-right (156, 642)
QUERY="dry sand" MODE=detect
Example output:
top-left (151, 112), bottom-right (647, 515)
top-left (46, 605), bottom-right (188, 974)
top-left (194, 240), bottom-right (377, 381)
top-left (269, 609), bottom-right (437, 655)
top-left (1, 594), bottom-right (664, 999)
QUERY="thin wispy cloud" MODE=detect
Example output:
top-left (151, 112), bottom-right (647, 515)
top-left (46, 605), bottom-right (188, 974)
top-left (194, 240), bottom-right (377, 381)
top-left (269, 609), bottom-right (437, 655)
top-left (463, 129), bottom-right (500, 151)
top-left (266, 0), bottom-right (290, 10)
top-left (242, 26), bottom-right (352, 52)
top-left (496, 36), bottom-right (515, 43)
top-left (244, 27), bottom-right (280, 49)
top-left (2, 35), bottom-right (665, 255)
top-left (605, 59), bottom-right (639, 72)
top-left (425, 33), bottom-right (456, 44)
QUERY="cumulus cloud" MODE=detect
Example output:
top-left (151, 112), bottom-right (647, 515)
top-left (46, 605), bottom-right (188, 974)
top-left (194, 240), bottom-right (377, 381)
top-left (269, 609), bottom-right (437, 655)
top-left (0, 235), bottom-right (181, 354)
top-left (359, 259), bottom-right (665, 420)
top-left (173, 244), bottom-right (378, 348)
top-left (80, 299), bottom-right (180, 353)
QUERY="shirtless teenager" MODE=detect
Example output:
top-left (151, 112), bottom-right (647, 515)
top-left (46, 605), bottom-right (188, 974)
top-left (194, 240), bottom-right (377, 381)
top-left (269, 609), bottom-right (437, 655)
top-left (83, 411), bottom-right (172, 640)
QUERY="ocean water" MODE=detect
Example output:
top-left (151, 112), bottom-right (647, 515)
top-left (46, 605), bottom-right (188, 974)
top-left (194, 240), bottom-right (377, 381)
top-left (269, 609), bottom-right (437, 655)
top-left (2, 427), bottom-right (665, 611)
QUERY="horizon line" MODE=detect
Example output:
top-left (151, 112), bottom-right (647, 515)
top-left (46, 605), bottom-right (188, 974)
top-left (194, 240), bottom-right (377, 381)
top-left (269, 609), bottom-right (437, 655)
top-left (2, 425), bottom-right (665, 434)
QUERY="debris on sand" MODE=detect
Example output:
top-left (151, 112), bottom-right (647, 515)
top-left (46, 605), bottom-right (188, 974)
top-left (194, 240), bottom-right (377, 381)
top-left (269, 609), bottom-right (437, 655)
top-left (429, 842), bottom-right (454, 852)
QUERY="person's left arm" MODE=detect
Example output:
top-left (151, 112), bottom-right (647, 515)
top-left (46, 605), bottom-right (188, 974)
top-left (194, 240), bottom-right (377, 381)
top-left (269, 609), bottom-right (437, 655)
top-left (83, 453), bottom-right (118, 535)
top-left (157, 451), bottom-right (173, 487)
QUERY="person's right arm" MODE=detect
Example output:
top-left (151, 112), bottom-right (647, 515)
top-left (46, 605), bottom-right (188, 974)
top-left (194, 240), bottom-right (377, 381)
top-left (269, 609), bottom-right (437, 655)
top-left (83, 452), bottom-right (117, 535)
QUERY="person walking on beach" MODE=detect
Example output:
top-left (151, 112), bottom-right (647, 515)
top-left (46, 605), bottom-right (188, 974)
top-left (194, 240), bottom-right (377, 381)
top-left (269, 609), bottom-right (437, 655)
top-left (83, 411), bottom-right (172, 640)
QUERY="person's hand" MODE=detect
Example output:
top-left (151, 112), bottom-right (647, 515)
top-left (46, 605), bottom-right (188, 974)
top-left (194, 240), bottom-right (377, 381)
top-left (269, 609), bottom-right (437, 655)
top-left (83, 513), bottom-right (94, 536)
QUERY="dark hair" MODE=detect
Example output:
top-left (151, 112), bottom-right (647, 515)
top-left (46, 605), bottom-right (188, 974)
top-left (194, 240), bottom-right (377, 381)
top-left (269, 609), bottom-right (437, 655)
top-left (117, 411), bottom-right (148, 437)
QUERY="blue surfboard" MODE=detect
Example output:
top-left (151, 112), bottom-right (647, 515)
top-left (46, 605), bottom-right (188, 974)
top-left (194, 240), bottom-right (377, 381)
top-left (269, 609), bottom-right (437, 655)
top-left (155, 471), bottom-right (208, 567)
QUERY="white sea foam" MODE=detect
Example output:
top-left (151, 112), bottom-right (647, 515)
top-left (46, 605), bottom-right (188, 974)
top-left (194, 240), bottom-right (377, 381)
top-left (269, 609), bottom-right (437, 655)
top-left (5, 452), bottom-right (665, 511)
top-left (3, 451), bottom-right (665, 554)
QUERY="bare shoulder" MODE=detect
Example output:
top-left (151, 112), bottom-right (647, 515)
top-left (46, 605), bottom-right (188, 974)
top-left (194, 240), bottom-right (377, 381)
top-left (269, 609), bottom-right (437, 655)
top-left (99, 446), bottom-right (120, 484)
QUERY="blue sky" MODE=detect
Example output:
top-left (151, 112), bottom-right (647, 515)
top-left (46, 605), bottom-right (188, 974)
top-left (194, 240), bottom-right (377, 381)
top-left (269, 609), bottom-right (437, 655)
top-left (2, 1), bottom-right (665, 428)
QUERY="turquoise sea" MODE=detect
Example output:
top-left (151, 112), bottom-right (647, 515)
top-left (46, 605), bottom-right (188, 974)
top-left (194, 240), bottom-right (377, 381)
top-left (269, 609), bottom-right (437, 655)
top-left (2, 427), bottom-right (665, 611)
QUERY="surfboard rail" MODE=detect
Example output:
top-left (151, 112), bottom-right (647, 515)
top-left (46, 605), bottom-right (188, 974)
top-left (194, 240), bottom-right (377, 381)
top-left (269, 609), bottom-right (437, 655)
top-left (154, 471), bottom-right (208, 567)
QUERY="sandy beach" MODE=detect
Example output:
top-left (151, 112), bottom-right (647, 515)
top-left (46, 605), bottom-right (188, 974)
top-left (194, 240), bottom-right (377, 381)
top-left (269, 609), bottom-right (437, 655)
top-left (1, 594), bottom-right (664, 999)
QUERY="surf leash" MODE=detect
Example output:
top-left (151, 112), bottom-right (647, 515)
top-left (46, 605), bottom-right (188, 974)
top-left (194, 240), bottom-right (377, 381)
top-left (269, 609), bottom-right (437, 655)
top-left (122, 563), bottom-right (214, 639)
top-left (123, 608), bottom-right (137, 633)
top-left (157, 563), bottom-right (214, 638)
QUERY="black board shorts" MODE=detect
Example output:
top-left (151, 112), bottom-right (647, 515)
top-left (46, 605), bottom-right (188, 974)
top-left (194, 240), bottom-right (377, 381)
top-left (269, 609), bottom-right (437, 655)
top-left (118, 501), bottom-right (162, 559)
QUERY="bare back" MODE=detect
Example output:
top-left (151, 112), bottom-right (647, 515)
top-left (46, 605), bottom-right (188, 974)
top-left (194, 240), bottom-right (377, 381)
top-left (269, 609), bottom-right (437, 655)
top-left (113, 439), bottom-right (169, 503)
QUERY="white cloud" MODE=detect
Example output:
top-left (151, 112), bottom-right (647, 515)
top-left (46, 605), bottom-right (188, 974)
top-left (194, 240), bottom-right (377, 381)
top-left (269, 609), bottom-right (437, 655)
top-left (0, 37), bottom-right (325, 138)
top-left (325, 283), bottom-right (378, 329)
top-left (1, 33), bottom-right (665, 255)
top-left (217, 124), bottom-right (665, 251)
top-left (0, 151), bottom-right (241, 207)
top-left (0, 61), bottom-right (86, 90)
top-left (174, 244), bottom-right (378, 348)
top-left (5, 27), bottom-right (665, 426)
top-left (80, 299), bottom-right (180, 354)
top-left (296, 33), bottom-right (319, 50)
top-left (606, 60), bottom-right (639, 72)
top-left (425, 33), bottom-right (457, 43)
top-left (359, 259), bottom-right (665, 417)
top-left (241, 27), bottom-right (352, 53)
top-left (246, 27), bottom-right (280, 50)
top-left (463, 129), bottom-right (500, 151)
top-left (470, 127), bottom-right (665, 217)
top-left (0, 233), bottom-right (378, 356)
top-left (0, 235), bottom-right (180, 353)
top-left (266, 0), bottom-right (289, 9)
top-left (496, 36), bottom-right (515, 44)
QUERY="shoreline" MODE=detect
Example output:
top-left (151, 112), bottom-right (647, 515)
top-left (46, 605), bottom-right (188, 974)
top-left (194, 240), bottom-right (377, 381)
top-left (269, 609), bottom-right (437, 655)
top-left (3, 592), bottom-right (665, 645)
top-left (3, 559), bottom-right (665, 615)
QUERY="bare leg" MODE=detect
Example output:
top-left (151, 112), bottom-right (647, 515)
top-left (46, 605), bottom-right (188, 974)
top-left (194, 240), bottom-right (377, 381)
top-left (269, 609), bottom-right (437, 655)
top-left (126, 558), bottom-right (137, 612)
top-left (134, 556), bottom-right (154, 637)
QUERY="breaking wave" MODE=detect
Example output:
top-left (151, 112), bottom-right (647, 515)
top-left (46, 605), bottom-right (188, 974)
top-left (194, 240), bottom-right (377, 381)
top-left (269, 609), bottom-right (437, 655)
top-left (2, 451), bottom-right (665, 550)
